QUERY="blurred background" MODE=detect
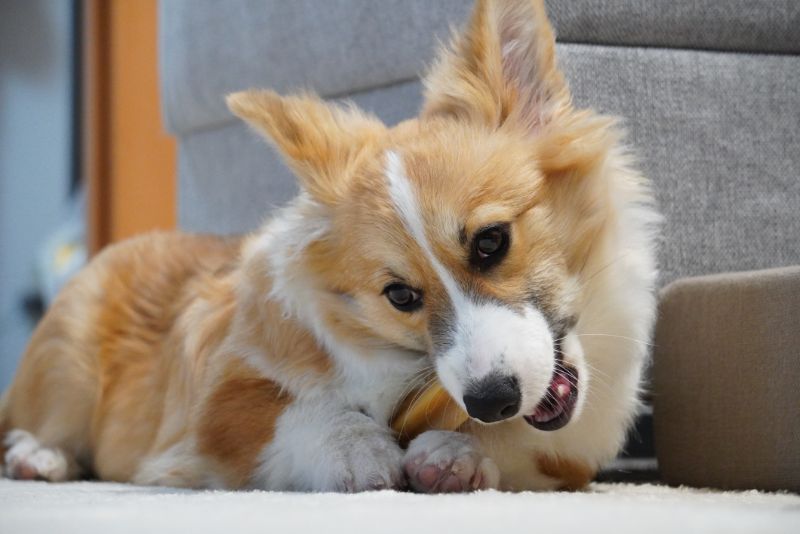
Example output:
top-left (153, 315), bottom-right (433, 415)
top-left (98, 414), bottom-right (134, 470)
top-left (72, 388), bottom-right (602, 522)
top-left (1, 0), bottom-right (175, 391)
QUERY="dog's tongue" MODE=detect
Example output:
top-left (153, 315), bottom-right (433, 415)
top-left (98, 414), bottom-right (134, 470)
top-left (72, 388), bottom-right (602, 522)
top-left (531, 372), bottom-right (572, 423)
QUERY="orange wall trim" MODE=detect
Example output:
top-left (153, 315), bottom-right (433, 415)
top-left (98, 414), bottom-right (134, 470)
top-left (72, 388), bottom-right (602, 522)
top-left (85, 0), bottom-right (176, 255)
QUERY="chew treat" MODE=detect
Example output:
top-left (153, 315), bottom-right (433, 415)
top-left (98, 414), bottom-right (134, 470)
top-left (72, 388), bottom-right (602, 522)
top-left (390, 380), bottom-right (469, 446)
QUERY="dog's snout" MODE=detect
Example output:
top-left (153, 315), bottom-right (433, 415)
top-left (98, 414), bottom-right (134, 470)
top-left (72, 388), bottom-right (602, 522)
top-left (462, 373), bottom-right (521, 423)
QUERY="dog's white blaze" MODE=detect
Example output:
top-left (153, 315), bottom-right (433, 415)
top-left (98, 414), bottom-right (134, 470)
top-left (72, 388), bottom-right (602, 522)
top-left (385, 151), bottom-right (469, 312)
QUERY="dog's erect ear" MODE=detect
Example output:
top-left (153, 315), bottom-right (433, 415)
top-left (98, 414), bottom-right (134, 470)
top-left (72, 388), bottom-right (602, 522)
top-left (227, 91), bottom-right (385, 205)
top-left (423, 0), bottom-right (569, 132)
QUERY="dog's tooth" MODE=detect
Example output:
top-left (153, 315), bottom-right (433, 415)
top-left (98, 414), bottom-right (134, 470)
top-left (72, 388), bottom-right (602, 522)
top-left (533, 401), bottom-right (565, 422)
top-left (556, 383), bottom-right (569, 398)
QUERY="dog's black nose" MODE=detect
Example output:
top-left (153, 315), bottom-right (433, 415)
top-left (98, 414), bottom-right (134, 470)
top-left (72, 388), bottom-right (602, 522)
top-left (463, 373), bottom-right (521, 423)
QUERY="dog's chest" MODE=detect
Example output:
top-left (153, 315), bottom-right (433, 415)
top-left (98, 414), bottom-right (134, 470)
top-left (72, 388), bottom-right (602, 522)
top-left (329, 343), bottom-right (429, 424)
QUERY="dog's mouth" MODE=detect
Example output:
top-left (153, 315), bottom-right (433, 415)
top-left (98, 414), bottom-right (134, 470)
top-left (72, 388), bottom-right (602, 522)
top-left (523, 354), bottom-right (579, 431)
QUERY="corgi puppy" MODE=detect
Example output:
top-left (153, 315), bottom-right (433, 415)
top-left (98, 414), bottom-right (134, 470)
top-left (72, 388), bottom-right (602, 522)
top-left (0, 0), bottom-right (657, 492)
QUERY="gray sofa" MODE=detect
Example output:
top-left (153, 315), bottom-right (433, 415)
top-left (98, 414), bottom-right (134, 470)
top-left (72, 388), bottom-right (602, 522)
top-left (159, 0), bottom-right (800, 491)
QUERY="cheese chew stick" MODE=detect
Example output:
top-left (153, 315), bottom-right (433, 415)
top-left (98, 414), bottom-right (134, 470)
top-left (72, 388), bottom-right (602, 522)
top-left (390, 380), bottom-right (469, 446)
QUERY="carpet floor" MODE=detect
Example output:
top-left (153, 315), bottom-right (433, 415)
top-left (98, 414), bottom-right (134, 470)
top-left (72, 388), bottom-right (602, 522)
top-left (1, 479), bottom-right (798, 534)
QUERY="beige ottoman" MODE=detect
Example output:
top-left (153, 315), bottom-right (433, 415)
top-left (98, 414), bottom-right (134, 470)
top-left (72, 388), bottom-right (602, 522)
top-left (653, 266), bottom-right (800, 492)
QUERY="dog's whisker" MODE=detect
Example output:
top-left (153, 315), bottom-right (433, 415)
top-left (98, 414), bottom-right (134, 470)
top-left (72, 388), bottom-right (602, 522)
top-left (390, 366), bottom-right (436, 419)
top-left (574, 333), bottom-right (656, 348)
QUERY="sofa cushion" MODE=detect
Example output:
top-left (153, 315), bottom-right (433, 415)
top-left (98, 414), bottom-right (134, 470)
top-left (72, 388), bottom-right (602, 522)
top-left (562, 46), bottom-right (800, 286)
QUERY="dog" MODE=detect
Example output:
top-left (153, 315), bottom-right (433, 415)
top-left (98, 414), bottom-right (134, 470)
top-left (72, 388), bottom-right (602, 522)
top-left (0, 0), bottom-right (658, 492)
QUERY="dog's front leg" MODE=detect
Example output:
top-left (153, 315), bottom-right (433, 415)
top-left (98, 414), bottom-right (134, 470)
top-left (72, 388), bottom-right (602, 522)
top-left (403, 430), bottom-right (500, 493)
top-left (254, 395), bottom-right (405, 492)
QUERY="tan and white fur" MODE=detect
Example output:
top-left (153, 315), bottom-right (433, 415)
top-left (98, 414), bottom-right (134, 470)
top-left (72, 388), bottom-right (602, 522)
top-left (0, 0), bottom-right (657, 492)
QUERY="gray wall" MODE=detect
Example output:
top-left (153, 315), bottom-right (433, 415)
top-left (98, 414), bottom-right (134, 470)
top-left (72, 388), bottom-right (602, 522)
top-left (0, 0), bottom-right (74, 390)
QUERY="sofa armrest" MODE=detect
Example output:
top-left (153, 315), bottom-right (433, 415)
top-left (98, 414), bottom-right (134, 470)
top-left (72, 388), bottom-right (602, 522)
top-left (652, 266), bottom-right (800, 492)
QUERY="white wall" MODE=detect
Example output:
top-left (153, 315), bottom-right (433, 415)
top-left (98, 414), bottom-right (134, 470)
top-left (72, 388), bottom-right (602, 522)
top-left (0, 0), bottom-right (74, 390)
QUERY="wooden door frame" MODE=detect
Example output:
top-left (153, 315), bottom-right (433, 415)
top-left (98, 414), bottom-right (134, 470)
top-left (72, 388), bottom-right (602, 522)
top-left (83, 0), bottom-right (111, 254)
top-left (83, 0), bottom-right (176, 256)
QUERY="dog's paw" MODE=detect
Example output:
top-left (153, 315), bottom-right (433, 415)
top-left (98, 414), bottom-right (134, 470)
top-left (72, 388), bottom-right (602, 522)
top-left (403, 430), bottom-right (499, 493)
top-left (3, 429), bottom-right (74, 482)
top-left (318, 412), bottom-right (405, 492)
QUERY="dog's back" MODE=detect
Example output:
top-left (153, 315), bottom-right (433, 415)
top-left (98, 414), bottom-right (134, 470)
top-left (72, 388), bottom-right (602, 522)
top-left (1, 232), bottom-right (240, 481)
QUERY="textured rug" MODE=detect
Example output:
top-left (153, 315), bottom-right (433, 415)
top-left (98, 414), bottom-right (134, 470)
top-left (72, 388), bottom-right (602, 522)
top-left (1, 479), bottom-right (798, 534)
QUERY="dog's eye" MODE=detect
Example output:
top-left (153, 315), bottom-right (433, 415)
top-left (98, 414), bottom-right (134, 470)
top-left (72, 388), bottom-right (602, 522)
top-left (383, 283), bottom-right (423, 312)
top-left (477, 230), bottom-right (503, 256)
top-left (471, 224), bottom-right (510, 270)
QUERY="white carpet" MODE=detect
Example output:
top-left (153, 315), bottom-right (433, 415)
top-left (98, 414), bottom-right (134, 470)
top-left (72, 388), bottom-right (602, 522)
top-left (0, 480), bottom-right (798, 534)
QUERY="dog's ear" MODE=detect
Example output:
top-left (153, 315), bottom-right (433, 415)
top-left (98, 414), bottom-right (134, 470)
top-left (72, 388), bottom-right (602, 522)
top-left (423, 0), bottom-right (569, 133)
top-left (227, 90), bottom-right (385, 205)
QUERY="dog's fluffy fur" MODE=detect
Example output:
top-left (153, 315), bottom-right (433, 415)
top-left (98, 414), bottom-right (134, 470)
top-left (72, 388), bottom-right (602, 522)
top-left (0, 0), bottom-right (657, 492)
